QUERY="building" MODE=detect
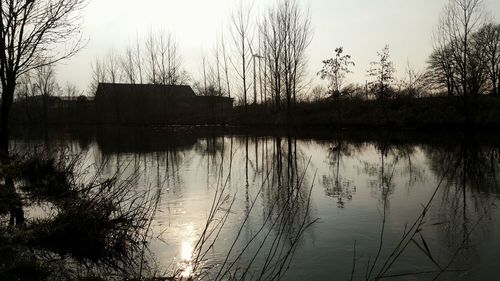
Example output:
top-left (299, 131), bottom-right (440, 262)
top-left (94, 83), bottom-right (233, 124)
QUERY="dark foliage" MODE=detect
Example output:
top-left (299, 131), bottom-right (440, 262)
top-left (0, 153), bottom-right (158, 280)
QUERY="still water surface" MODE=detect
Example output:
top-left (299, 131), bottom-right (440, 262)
top-left (12, 128), bottom-right (500, 280)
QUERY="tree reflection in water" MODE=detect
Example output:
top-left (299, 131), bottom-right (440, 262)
top-left (175, 135), bottom-right (318, 281)
top-left (322, 136), bottom-right (357, 208)
top-left (363, 135), bottom-right (500, 280)
top-left (6, 128), bottom-right (500, 280)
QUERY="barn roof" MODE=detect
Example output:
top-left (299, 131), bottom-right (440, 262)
top-left (96, 83), bottom-right (197, 99)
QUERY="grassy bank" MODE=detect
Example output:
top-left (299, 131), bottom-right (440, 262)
top-left (230, 95), bottom-right (500, 129)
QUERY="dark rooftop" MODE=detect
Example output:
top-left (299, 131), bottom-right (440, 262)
top-left (96, 83), bottom-right (197, 99)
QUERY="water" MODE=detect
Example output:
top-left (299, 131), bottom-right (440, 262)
top-left (11, 127), bottom-right (500, 280)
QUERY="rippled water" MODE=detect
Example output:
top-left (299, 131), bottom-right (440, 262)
top-left (12, 128), bottom-right (500, 280)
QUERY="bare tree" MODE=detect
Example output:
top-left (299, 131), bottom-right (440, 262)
top-left (367, 45), bottom-right (395, 100)
top-left (0, 0), bottom-right (86, 153)
top-left (427, 45), bottom-right (457, 96)
top-left (143, 30), bottom-right (187, 85)
top-left (401, 61), bottom-right (427, 98)
top-left (278, 0), bottom-right (312, 109)
top-left (261, 0), bottom-right (312, 114)
top-left (64, 82), bottom-right (79, 99)
top-left (436, 0), bottom-right (486, 123)
top-left (134, 34), bottom-right (144, 84)
top-left (89, 57), bottom-right (107, 95)
top-left (202, 53), bottom-right (208, 94)
top-left (33, 64), bottom-right (59, 124)
top-left (318, 47), bottom-right (355, 100)
top-left (214, 39), bottom-right (223, 94)
top-left (308, 85), bottom-right (328, 102)
top-left (122, 43), bottom-right (137, 84)
top-left (199, 42), bottom-right (228, 97)
top-left (475, 23), bottom-right (500, 95)
top-left (220, 33), bottom-right (232, 98)
top-left (16, 73), bottom-right (36, 122)
top-left (262, 8), bottom-right (283, 109)
top-left (106, 49), bottom-right (121, 84)
top-left (156, 32), bottom-right (184, 85)
top-left (145, 31), bottom-right (158, 84)
top-left (92, 30), bottom-right (188, 93)
top-left (229, 0), bottom-right (253, 110)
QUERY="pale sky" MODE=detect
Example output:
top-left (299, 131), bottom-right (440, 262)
top-left (56, 0), bottom-right (500, 95)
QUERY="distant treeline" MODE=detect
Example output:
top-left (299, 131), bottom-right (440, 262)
top-left (8, 92), bottom-right (500, 129)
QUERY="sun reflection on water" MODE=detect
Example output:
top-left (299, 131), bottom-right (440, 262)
top-left (181, 241), bottom-right (193, 261)
top-left (178, 224), bottom-right (195, 278)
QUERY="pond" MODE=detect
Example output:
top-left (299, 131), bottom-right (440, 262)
top-left (10, 127), bottom-right (500, 280)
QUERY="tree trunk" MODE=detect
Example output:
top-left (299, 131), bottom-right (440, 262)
top-left (0, 84), bottom-right (15, 155)
top-left (497, 72), bottom-right (500, 96)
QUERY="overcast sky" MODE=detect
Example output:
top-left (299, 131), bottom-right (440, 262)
top-left (56, 0), bottom-right (500, 94)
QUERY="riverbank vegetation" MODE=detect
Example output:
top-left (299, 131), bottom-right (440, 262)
top-left (0, 152), bottom-right (160, 280)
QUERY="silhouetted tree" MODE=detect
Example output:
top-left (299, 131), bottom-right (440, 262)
top-left (122, 43), bottom-right (137, 84)
top-left (0, 0), bottom-right (86, 153)
top-left (90, 57), bottom-right (107, 95)
top-left (427, 45), bottom-right (456, 96)
top-left (134, 34), bottom-right (145, 84)
top-left (281, 0), bottom-right (310, 112)
top-left (15, 73), bottom-right (38, 122)
top-left (200, 42), bottom-right (231, 98)
top-left (220, 34), bottom-right (232, 99)
top-left (262, 9), bottom-right (283, 109)
top-left (34, 65), bottom-right (59, 124)
top-left (156, 32), bottom-right (184, 85)
top-left (92, 31), bottom-right (189, 89)
top-left (145, 31), bottom-right (158, 84)
top-left (318, 47), bottom-right (355, 100)
top-left (229, 0), bottom-right (253, 110)
top-left (106, 49), bottom-right (121, 84)
top-left (436, 0), bottom-right (486, 124)
top-left (308, 85), bottom-right (327, 102)
top-left (475, 23), bottom-right (500, 95)
top-left (401, 61), bottom-right (427, 98)
top-left (367, 45), bottom-right (395, 100)
top-left (261, 0), bottom-right (312, 115)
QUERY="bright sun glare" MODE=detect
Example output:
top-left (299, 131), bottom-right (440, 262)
top-left (178, 224), bottom-right (195, 278)
top-left (181, 241), bottom-right (193, 261)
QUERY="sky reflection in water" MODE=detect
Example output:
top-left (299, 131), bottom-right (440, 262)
top-left (11, 131), bottom-right (500, 280)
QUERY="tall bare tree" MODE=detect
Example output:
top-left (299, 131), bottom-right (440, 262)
top-left (134, 34), bottom-right (144, 84)
top-left (106, 49), bottom-right (121, 84)
top-left (229, 0), bottom-right (253, 110)
top-left (156, 32), bottom-right (184, 85)
top-left (145, 31), bottom-right (158, 84)
top-left (278, 0), bottom-right (312, 109)
top-left (122, 43), bottom-right (137, 84)
top-left (89, 57), bottom-right (107, 95)
top-left (262, 9), bottom-right (283, 109)
top-left (220, 33), bottom-right (232, 99)
top-left (261, 0), bottom-right (312, 114)
top-left (436, 0), bottom-right (486, 123)
top-left (143, 30), bottom-right (186, 85)
top-left (0, 0), bottom-right (86, 153)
